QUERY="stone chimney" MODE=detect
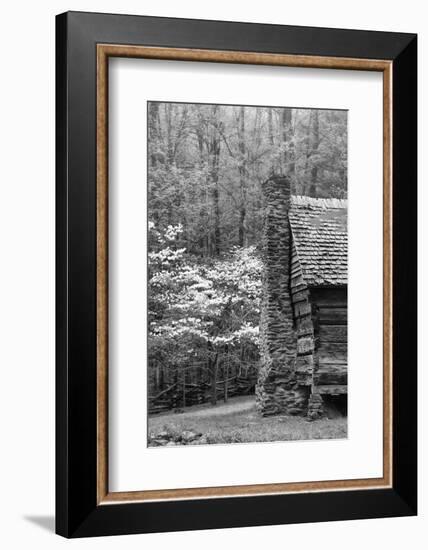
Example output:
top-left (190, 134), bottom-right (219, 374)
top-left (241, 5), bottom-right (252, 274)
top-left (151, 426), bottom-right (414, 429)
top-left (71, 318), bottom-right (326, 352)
top-left (256, 176), bottom-right (307, 416)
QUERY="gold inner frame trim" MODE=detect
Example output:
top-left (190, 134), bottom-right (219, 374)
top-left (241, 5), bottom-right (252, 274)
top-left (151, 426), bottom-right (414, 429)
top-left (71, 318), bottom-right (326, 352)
top-left (96, 43), bottom-right (393, 505)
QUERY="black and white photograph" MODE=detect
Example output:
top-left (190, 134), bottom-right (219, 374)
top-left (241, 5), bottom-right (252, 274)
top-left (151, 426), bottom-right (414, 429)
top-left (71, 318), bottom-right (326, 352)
top-left (0, 0), bottom-right (420, 544)
top-left (147, 101), bottom-right (348, 447)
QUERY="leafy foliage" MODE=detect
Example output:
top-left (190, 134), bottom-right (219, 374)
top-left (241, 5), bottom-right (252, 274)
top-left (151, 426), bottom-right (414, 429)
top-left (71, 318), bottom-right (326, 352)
top-left (148, 223), bottom-right (261, 391)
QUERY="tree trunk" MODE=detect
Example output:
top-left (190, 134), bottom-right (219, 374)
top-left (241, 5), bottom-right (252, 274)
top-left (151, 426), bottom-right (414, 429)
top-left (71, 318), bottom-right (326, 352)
top-left (267, 108), bottom-right (275, 147)
top-left (267, 108), bottom-right (276, 174)
top-left (309, 110), bottom-right (320, 196)
top-left (196, 119), bottom-right (209, 256)
top-left (148, 103), bottom-right (161, 140)
top-left (281, 108), bottom-right (295, 176)
top-left (209, 105), bottom-right (221, 256)
top-left (148, 102), bottom-right (163, 168)
top-left (182, 368), bottom-right (186, 408)
top-left (209, 350), bottom-right (219, 405)
top-left (165, 103), bottom-right (175, 165)
top-left (237, 106), bottom-right (247, 247)
top-left (224, 345), bottom-right (229, 403)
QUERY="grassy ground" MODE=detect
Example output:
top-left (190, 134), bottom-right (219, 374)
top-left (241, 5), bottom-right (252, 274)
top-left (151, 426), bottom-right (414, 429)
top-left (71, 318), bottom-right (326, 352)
top-left (148, 395), bottom-right (347, 446)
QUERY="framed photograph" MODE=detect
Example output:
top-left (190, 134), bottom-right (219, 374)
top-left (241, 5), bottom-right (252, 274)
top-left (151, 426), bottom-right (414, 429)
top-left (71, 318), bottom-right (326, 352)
top-left (56, 11), bottom-right (417, 538)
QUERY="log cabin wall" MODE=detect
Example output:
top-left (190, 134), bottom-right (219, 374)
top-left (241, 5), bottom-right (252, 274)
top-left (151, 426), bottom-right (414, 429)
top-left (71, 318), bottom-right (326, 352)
top-left (290, 271), bottom-right (348, 419)
top-left (289, 195), bottom-right (348, 417)
top-left (310, 287), bottom-right (347, 395)
top-left (290, 241), bottom-right (315, 388)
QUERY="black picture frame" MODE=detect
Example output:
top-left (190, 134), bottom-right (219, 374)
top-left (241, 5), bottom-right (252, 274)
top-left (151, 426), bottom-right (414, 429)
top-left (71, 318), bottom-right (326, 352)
top-left (56, 11), bottom-right (417, 538)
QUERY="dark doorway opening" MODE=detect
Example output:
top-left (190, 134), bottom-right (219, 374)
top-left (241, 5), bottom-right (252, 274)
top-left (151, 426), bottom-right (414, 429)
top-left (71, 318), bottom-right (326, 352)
top-left (322, 393), bottom-right (347, 418)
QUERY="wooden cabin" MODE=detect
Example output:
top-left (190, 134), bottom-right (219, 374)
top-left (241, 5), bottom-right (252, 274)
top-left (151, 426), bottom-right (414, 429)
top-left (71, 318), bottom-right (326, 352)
top-left (289, 195), bottom-right (347, 418)
top-left (256, 177), bottom-right (347, 419)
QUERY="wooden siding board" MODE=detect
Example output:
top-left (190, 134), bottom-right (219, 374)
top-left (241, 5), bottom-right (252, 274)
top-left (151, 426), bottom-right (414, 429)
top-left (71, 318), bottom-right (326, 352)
top-left (309, 288), bottom-right (348, 390)
top-left (315, 384), bottom-right (347, 395)
top-left (318, 307), bottom-right (347, 324)
top-left (314, 363), bottom-right (347, 385)
top-left (318, 324), bottom-right (347, 342)
top-left (318, 342), bottom-right (347, 364)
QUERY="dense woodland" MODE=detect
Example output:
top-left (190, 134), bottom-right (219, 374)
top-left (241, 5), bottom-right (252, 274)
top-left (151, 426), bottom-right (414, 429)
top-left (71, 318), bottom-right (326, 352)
top-left (147, 102), bottom-right (347, 414)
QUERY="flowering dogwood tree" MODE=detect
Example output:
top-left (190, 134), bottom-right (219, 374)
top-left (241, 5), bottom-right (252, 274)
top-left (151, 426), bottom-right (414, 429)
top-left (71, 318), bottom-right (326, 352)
top-left (148, 222), bottom-right (262, 405)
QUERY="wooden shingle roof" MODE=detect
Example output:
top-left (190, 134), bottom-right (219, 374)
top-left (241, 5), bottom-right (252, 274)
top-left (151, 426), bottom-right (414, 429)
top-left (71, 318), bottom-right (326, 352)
top-left (289, 195), bottom-right (347, 287)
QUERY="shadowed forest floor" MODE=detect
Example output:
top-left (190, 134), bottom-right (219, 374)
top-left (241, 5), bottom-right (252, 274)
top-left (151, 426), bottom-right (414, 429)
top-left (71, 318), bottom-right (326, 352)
top-left (148, 395), bottom-right (347, 446)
